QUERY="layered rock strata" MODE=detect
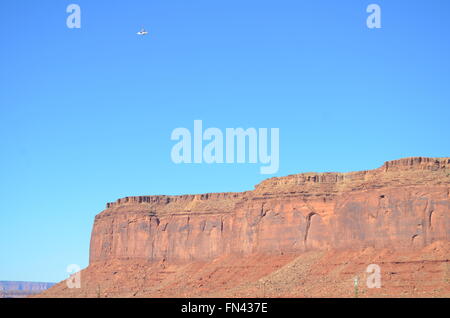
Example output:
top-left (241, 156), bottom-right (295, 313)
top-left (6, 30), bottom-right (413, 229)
top-left (90, 157), bottom-right (450, 264)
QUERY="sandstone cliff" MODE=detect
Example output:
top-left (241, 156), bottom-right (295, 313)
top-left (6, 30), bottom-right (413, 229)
top-left (39, 157), bottom-right (450, 298)
top-left (90, 157), bottom-right (450, 263)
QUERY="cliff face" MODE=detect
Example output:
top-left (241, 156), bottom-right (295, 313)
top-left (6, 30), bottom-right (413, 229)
top-left (90, 157), bottom-right (450, 264)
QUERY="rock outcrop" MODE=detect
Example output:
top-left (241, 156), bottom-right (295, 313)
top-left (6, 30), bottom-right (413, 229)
top-left (39, 157), bottom-right (450, 298)
top-left (90, 157), bottom-right (450, 264)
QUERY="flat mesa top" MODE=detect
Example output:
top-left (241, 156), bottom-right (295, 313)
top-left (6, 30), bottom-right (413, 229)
top-left (101, 157), bottom-right (450, 216)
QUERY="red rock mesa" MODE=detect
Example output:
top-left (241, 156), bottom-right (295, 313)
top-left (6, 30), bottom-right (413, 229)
top-left (40, 157), bottom-right (450, 297)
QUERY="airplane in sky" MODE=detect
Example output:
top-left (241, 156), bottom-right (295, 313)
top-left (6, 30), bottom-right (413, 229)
top-left (137, 27), bottom-right (148, 36)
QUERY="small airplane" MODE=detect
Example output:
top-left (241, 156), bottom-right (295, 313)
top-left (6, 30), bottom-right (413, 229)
top-left (137, 27), bottom-right (148, 36)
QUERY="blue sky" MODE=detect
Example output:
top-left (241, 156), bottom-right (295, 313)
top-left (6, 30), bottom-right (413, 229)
top-left (0, 0), bottom-right (449, 282)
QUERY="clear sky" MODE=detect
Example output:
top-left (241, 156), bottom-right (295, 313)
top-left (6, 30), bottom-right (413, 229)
top-left (0, 0), bottom-right (449, 283)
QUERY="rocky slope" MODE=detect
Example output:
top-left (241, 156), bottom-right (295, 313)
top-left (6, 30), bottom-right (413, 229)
top-left (40, 157), bottom-right (450, 297)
